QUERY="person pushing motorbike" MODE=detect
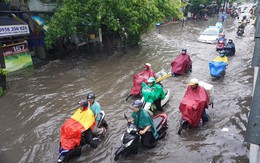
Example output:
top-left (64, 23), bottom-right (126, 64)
top-left (128, 100), bottom-right (158, 149)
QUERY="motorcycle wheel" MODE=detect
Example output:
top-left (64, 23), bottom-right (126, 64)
top-left (114, 154), bottom-right (120, 161)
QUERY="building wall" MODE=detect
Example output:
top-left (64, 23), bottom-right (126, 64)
top-left (28, 0), bottom-right (55, 12)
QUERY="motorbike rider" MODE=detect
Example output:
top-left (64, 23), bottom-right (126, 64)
top-left (224, 38), bottom-right (236, 55)
top-left (126, 63), bottom-right (155, 101)
top-left (87, 92), bottom-right (106, 136)
top-left (128, 100), bottom-right (159, 149)
top-left (144, 77), bottom-right (166, 111)
top-left (77, 100), bottom-right (98, 148)
top-left (142, 63), bottom-right (155, 78)
top-left (237, 22), bottom-right (245, 35)
top-left (221, 12), bottom-right (226, 22)
top-left (187, 78), bottom-right (209, 123)
top-left (217, 33), bottom-right (226, 43)
top-left (171, 48), bottom-right (192, 76)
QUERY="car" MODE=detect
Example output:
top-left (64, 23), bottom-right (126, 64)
top-left (197, 26), bottom-right (223, 44)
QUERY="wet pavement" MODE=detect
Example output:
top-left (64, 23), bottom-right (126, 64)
top-left (0, 14), bottom-right (255, 163)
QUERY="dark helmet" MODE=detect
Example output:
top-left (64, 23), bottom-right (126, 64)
top-left (87, 92), bottom-right (95, 100)
top-left (78, 99), bottom-right (88, 107)
top-left (182, 48), bottom-right (187, 52)
top-left (181, 48), bottom-right (187, 54)
top-left (132, 99), bottom-right (143, 108)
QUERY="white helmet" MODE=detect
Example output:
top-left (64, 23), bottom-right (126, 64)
top-left (145, 63), bottom-right (151, 67)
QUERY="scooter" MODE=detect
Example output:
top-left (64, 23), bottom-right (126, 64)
top-left (114, 113), bottom-right (168, 161)
top-left (177, 81), bottom-right (214, 135)
top-left (209, 58), bottom-right (228, 78)
top-left (216, 40), bottom-right (225, 52)
top-left (237, 28), bottom-right (244, 36)
top-left (57, 111), bottom-right (108, 163)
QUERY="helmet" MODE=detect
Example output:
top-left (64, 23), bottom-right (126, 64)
top-left (87, 92), bottom-right (95, 100)
top-left (147, 77), bottom-right (156, 84)
top-left (78, 99), bottom-right (88, 107)
top-left (145, 63), bottom-right (151, 67)
top-left (181, 48), bottom-right (187, 52)
top-left (228, 38), bottom-right (233, 43)
top-left (132, 99), bottom-right (143, 108)
top-left (189, 78), bottom-right (199, 86)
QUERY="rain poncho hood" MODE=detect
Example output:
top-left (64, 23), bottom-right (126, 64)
top-left (130, 68), bottom-right (155, 96)
top-left (171, 53), bottom-right (192, 75)
top-left (141, 82), bottom-right (165, 103)
top-left (131, 109), bottom-right (159, 139)
top-left (60, 107), bottom-right (95, 150)
top-left (179, 85), bottom-right (210, 127)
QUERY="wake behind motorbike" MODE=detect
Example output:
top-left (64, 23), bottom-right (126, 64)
top-left (57, 111), bottom-right (108, 163)
top-left (114, 113), bottom-right (168, 161)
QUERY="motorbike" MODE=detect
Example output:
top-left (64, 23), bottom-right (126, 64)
top-left (114, 113), bottom-right (168, 161)
top-left (216, 40), bottom-right (225, 52)
top-left (209, 55), bottom-right (228, 78)
top-left (177, 81), bottom-right (213, 135)
top-left (237, 27), bottom-right (244, 36)
top-left (57, 110), bottom-right (108, 163)
top-left (126, 69), bottom-right (171, 101)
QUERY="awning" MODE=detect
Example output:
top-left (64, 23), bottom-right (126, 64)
top-left (31, 15), bottom-right (48, 31)
top-left (0, 14), bottom-right (30, 38)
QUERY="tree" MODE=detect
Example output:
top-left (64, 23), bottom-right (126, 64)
top-left (45, 0), bottom-right (184, 49)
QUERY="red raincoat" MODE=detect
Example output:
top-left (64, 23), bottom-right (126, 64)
top-left (179, 85), bottom-right (210, 127)
top-left (60, 107), bottom-right (95, 150)
top-left (171, 53), bottom-right (192, 75)
top-left (130, 68), bottom-right (155, 96)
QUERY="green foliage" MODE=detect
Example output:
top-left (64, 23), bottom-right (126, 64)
top-left (0, 68), bottom-right (7, 76)
top-left (45, 0), bottom-right (184, 48)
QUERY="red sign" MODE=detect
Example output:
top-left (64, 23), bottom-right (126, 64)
top-left (2, 42), bottom-right (29, 56)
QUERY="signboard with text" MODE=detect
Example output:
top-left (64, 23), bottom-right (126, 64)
top-left (0, 24), bottom-right (30, 37)
top-left (2, 42), bottom-right (33, 72)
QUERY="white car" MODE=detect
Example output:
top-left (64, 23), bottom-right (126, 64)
top-left (197, 26), bottom-right (223, 44)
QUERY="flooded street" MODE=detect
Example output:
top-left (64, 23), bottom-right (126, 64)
top-left (0, 15), bottom-right (254, 163)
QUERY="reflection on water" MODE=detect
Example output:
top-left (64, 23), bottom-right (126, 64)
top-left (0, 15), bottom-right (254, 163)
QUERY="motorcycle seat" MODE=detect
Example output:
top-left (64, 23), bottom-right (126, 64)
top-left (153, 116), bottom-right (163, 130)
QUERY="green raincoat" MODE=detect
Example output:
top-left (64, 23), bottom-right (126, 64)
top-left (131, 109), bottom-right (159, 139)
top-left (141, 82), bottom-right (165, 103)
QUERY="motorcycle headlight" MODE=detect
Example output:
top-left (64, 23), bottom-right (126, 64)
top-left (123, 139), bottom-right (134, 148)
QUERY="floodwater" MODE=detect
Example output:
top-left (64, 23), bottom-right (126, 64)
top-left (0, 15), bottom-right (255, 163)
